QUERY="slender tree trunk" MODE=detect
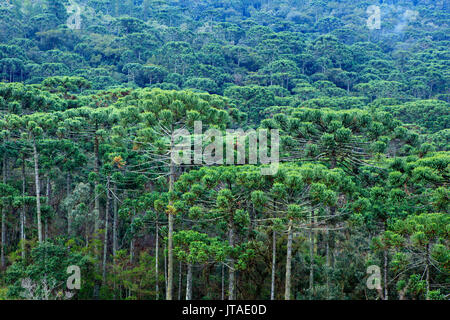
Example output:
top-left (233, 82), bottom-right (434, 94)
top-left (85, 219), bottom-right (89, 247)
top-left (326, 230), bottom-right (330, 299)
top-left (221, 263), bottom-right (225, 300)
top-left (164, 242), bottom-right (168, 295)
top-left (102, 176), bottom-right (110, 285)
top-left (309, 211), bottom-right (315, 299)
top-left (113, 182), bottom-right (118, 257)
top-left (228, 222), bottom-right (235, 300)
top-left (45, 176), bottom-right (50, 240)
top-left (0, 207), bottom-right (4, 269)
top-left (33, 139), bottom-right (42, 244)
top-left (384, 249), bottom-right (388, 300)
top-left (67, 173), bottom-right (72, 235)
top-left (425, 244), bottom-right (430, 300)
top-left (284, 219), bottom-right (293, 300)
top-left (166, 157), bottom-right (175, 300)
top-left (92, 126), bottom-right (108, 304)
top-left (178, 261), bottom-right (182, 300)
top-left (21, 155), bottom-right (26, 260)
top-left (2, 156), bottom-right (6, 180)
top-left (1, 155), bottom-right (6, 268)
top-left (270, 230), bottom-right (276, 300)
top-left (94, 131), bottom-right (100, 235)
top-left (186, 263), bottom-right (193, 300)
top-left (330, 153), bottom-right (336, 170)
top-left (130, 238), bottom-right (134, 264)
top-left (155, 221), bottom-right (159, 300)
top-left (328, 202), bottom-right (336, 296)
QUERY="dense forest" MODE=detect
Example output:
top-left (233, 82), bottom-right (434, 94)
top-left (0, 0), bottom-right (448, 301)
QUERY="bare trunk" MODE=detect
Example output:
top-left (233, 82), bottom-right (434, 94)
top-left (164, 242), bottom-right (168, 295)
top-left (270, 230), bottom-right (276, 300)
top-left (326, 230), bottom-right (330, 299)
top-left (425, 244), bottom-right (430, 300)
top-left (284, 219), bottom-right (293, 300)
top-left (221, 263), bottom-right (225, 300)
top-left (130, 238), bottom-right (134, 264)
top-left (94, 132), bottom-right (100, 235)
top-left (186, 263), bottom-right (193, 300)
top-left (92, 127), bottom-right (103, 302)
top-left (166, 157), bottom-right (175, 300)
top-left (45, 176), bottom-right (50, 240)
top-left (0, 206), bottom-right (4, 269)
top-left (310, 211), bottom-right (315, 299)
top-left (178, 261), bottom-right (182, 300)
top-left (21, 156), bottom-right (26, 260)
top-left (155, 221), bottom-right (159, 300)
top-left (1, 155), bottom-right (6, 268)
top-left (384, 249), bottom-right (388, 300)
top-left (67, 174), bottom-right (72, 235)
top-left (328, 205), bottom-right (336, 297)
top-left (330, 152), bottom-right (337, 170)
top-left (228, 222), bottom-right (235, 300)
top-left (113, 183), bottom-right (118, 257)
top-left (102, 176), bottom-right (110, 285)
top-left (85, 219), bottom-right (89, 247)
top-left (33, 139), bottom-right (42, 244)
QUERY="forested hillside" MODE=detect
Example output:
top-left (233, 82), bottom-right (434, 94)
top-left (0, 0), bottom-right (448, 300)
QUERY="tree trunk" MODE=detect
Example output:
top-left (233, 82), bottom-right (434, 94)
top-left (326, 230), bottom-right (330, 299)
top-left (228, 222), bottom-right (235, 300)
top-left (92, 125), bottom-right (105, 304)
top-left (328, 204), bottom-right (336, 295)
top-left (425, 244), bottom-right (430, 300)
top-left (186, 263), bottom-right (193, 300)
top-left (1, 155), bottom-right (6, 268)
top-left (178, 261), bottom-right (182, 300)
top-left (221, 263), bottom-right (225, 300)
top-left (284, 218), bottom-right (293, 300)
top-left (113, 182), bottom-right (118, 257)
top-left (164, 242), bottom-right (168, 295)
top-left (33, 139), bottom-right (42, 244)
top-left (102, 176), bottom-right (110, 285)
top-left (67, 174), bottom-right (72, 235)
top-left (94, 131), bottom-right (100, 235)
top-left (129, 238), bottom-right (134, 264)
top-left (166, 157), bottom-right (175, 300)
top-left (310, 211), bottom-right (315, 299)
top-left (330, 152), bottom-right (337, 170)
top-left (155, 221), bottom-right (159, 300)
top-left (21, 155), bottom-right (26, 260)
top-left (0, 206), bottom-right (4, 269)
top-left (384, 249), bottom-right (388, 300)
top-left (270, 230), bottom-right (276, 300)
top-left (85, 218), bottom-right (89, 247)
top-left (45, 175), bottom-right (50, 241)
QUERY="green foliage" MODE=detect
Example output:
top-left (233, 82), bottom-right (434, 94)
top-left (0, 0), bottom-right (448, 301)
top-left (6, 242), bottom-right (94, 300)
